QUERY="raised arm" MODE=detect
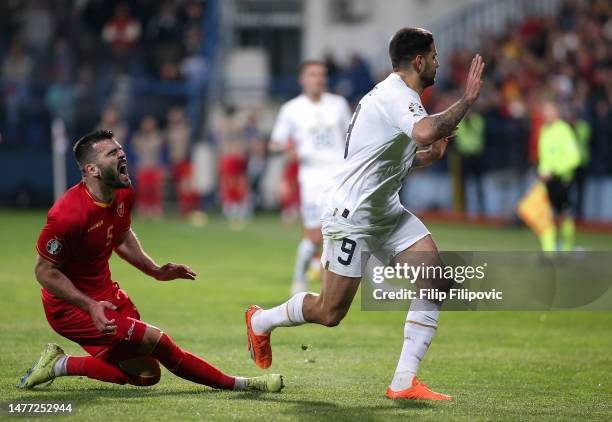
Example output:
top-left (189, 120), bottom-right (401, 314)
top-left (412, 55), bottom-right (484, 146)
top-left (35, 254), bottom-right (118, 333)
top-left (114, 228), bottom-right (197, 281)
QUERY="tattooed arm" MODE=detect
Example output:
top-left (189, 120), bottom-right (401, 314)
top-left (412, 55), bottom-right (485, 146)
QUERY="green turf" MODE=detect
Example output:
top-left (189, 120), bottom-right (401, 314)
top-left (0, 210), bottom-right (611, 421)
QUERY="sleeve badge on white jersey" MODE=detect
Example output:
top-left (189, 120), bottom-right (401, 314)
top-left (46, 238), bottom-right (63, 255)
top-left (408, 102), bottom-right (425, 116)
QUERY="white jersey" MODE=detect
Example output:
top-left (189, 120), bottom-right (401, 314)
top-left (271, 93), bottom-right (352, 203)
top-left (320, 73), bottom-right (428, 240)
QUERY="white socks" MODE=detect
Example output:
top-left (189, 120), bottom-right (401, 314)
top-left (390, 298), bottom-right (441, 391)
top-left (233, 377), bottom-right (247, 390)
top-left (292, 238), bottom-right (317, 292)
top-left (251, 292), bottom-right (309, 335)
top-left (53, 355), bottom-right (69, 377)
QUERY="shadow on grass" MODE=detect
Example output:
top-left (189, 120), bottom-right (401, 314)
top-left (229, 391), bottom-right (435, 419)
top-left (11, 384), bottom-right (223, 403)
top-left (12, 384), bottom-right (438, 419)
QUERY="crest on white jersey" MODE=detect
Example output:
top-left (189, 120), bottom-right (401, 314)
top-left (408, 102), bottom-right (425, 116)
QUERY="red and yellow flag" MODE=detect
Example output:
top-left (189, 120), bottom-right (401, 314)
top-left (517, 182), bottom-right (554, 236)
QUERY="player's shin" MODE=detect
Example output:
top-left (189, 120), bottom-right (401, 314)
top-left (251, 292), bottom-right (309, 335)
top-left (390, 298), bottom-right (441, 391)
top-left (63, 356), bottom-right (150, 385)
top-left (292, 238), bottom-right (317, 293)
top-left (150, 332), bottom-right (236, 390)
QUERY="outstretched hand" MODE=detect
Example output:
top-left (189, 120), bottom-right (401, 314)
top-left (463, 54), bottom-right (485, 104)
top-left (154, 263), bottom-right (197, 281)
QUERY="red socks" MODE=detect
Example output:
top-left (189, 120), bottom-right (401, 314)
top-left (150, 332), bottom-right (235, 390)
top-left (64, 333), bottom-right (235, 390)
top-left (66, 356), bottom-right (157, 386)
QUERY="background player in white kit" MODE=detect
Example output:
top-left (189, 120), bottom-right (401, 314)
top-left (247, 28), bottom-right (484, 400)
top-left (270, 60), bottom-right (352, 294)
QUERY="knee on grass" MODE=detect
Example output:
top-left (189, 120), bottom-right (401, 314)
top-left (128, 368), bottom-right (161, 387)
top-left (118, 357), bottom-right (162, 387)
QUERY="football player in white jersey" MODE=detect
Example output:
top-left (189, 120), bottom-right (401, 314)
top-left (246, 28), bottom-right (484, 400)
top-left (270, 60), bottom-right (353, 294)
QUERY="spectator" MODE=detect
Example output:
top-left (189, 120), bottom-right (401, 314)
top-left (166, 107), bottom-right (198, 216)
top-left (45, 71), bottom-right (76, 129)
top-left (324, 53), bottom-right (340, 90)
top-left (2, 36), bottom-right (32, 82)
top-left (96, 107), bottom-right (128, 146)
top-left (167, 107), bottom-right (191, 165)
top-left (146, 1), bottom-right (183, 74)
top-left (217, 106), bottom-right (250, 228)
top-left (20, 0), bottom-right (54, 64)
top-left (49, 38), bottom-right (75, 83)
top-left (245, 114), bottom-right (267, 211)
top-left (106, 67), bottom-right (133, 116)
top-left (336, 53), bottom-right (374, 104)
top-left (132, 115), bottom-right (165, 218)
top-left (568, 109), bottom-right (592, 219)
top-left (183, 0), bottom-right (204, 50)
top-left (102, 3), bottom-right (141, 59)
top-left (73, 65), bottom-right (100, 137)
top-left (455, 111), bottom-right (486, 215)
top-left (2, 36), bottom-right (32, 130)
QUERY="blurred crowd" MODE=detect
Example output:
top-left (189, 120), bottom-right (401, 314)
top-left (324, 53), bottom-right (375, 105)
top-left (1, 0), bottom-right (610, 223)
top-left (1, 0), bottom-right (208, 146)
top-left (429, 0), bottom-right (611, 217)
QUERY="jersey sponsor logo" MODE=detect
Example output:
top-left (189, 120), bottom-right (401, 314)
top-left (124, 319), bottom-right (136, 341)
top-left (45, 238), bottom-right (63, 255)
top-left (87, 219), bottom-right (104, 233)
top-left (117, 202), bottom-right (125, 218)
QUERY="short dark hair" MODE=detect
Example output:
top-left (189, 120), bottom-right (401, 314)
top-left (389, 27), bottom-right (434, 71)
top-left (73, 129), bottom-right (114, 169)
top-left (298, 59), bottom-right (326, 75)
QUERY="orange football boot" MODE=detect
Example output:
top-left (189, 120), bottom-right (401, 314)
top-left (245, 305), bottom-right (272, 369)
top-left (387, 377), bottom-right (453, 401)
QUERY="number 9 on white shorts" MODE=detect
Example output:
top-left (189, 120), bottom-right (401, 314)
top-left (320, 210), bottom-right (430, 278)
top-left (321, 236), bottom-right (368, 278)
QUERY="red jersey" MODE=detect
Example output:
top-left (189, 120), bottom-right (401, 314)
top-left (36, 181), bottom-right (135, 307)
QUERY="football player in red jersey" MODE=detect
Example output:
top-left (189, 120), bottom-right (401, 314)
top-left (18, 130), bottom-right (283, 393)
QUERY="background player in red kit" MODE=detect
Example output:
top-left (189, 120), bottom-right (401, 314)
top-left (18, 130), bottom-right (283, 393)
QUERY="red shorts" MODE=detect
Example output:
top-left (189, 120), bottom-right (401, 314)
top-left (43, 287), bottom-right (150, 363)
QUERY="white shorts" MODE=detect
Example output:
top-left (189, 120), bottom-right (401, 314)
top-left (321, 210), bottom-right (430, 278)
top-left (300, 176), bottom-right (327, 230)
top-left (301, 201), bottom-right (323, 229)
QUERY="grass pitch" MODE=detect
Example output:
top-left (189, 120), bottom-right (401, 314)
top-left (0, 210), bottom-right (611, 421)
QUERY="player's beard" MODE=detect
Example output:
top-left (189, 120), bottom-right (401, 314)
top-left (99, 162), bottom-right (131, 189)
top-left (422, 68), bottom-right (436, 88)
